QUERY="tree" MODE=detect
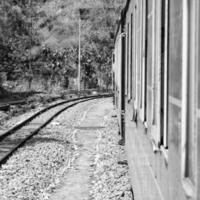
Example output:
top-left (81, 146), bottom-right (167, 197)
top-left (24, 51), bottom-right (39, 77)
top-left (0, 0), bottom-right (124, 92)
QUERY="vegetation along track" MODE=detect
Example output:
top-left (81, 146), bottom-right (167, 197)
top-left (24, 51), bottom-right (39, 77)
top-left (0, 94), bottom-right (112, 166)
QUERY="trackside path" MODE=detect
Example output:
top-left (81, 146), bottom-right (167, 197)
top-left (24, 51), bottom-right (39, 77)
top-left (50, 98), bottom-right (133, 200)
top-left (0, 98), bottom-right (133, 200)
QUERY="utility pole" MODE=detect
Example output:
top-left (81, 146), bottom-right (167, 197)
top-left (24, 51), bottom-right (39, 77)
top-left (78, 16), bottom-right (81, 94)
top-left (78, 8), bottom-right (90, 95)
top-left (28, 0), bottom-right (32, 90)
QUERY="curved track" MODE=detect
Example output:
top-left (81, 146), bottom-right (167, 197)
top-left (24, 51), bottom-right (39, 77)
top-left (0, 94), bottom-right (112, 166)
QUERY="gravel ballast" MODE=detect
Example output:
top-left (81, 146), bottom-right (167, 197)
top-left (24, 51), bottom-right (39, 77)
top-left (0, 99), bottom-right (133, 200)
top-left (0, 100), bottom-right (94, 200)
top-left (89, 110), bottom-right (133, 200)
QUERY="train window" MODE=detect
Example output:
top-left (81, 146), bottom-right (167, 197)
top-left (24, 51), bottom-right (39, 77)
top-left (133, 8), bottom-right (137, 103)
top-left (185, 2), bottom-right (195, 183)
top-left (125, 25), bottom-right (128, 96)
top-left (139, 0), bottom-right (147, 122)
top-left (143, 0), bottom-right (148, 122)
top-left (128, 20), bottom-right (132, 100)
top-left (146, 0), bottom-right (152, 126)
top-left (152, 0), bottom-right (157, 127)
top-left (199, 51), bottom-right (200, 109)
top-left (150, 0), bottom-right (169, 147)
top-left (140, 0), bottom-right (147, 121)
top-left (138, 2), bottom-right (143, 110)
top-left (126, 23), bottom-right (129, 97)
top-left (138, 3), bottom-right (142, 111)
top-left (181, 0), bottom-right (198, 190)
top-left (140, 3), bottom-right (144, 111)
top-left (160, 0), bottom-right (169, 148)
top-left (130, 14), bottom-right (133, 99)
top-left (134, 5), bottom-right (138, 107)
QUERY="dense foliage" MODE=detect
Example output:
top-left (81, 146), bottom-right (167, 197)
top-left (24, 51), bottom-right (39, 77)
top-left (0, 0), bottom-right (124, 92)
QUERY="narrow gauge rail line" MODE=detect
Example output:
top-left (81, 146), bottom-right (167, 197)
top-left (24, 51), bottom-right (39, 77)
top-left (0, 100), bottom-right (26, 111)
top-left (0, 94), bottom-right (111, 166)
top-left (0, 95), bottom-right (68, 111)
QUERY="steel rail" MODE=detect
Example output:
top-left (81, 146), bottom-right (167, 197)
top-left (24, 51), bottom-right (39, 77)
top-left (0, 94), bottom-right (112, 165)
top-left (0, 94), bottom-right (110, 141)
top-left (0, 100), bottom-right (26, 111)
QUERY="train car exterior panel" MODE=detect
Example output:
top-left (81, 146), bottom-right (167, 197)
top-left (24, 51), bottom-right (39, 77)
top-left (124, 1), bottom-right (169, 199)
top-left (125, 103), bottom-right (163, 200)
top-left (167, 0), bottom-right (184, 199)
top-left (113, 0), bottom-right (200, 199)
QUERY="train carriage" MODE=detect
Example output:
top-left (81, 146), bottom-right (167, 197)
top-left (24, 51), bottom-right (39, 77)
top-left (113, 0), bottom-right (200, 199)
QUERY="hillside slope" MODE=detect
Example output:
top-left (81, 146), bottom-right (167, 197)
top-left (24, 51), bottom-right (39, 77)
top-left (0, 0), bottom-right (124, 92)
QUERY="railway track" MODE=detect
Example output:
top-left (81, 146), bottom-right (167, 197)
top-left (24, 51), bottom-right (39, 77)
top-left (0, 95), bottom-right (68, 111)
top-left (0, 94), bottom-right (112, 166)
top-left (0, 100), bottom-right (26, 111)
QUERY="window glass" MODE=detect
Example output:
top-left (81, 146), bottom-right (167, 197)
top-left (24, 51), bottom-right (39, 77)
top-left (146, 2), bottom-right (153, 125)
top-left (147, 16), bottom-right (152, 86)
top-left (168, 1), bottom-right (182, 100)
top-left (184, 0), bottom-right (196, 183)
top-left (198, 40), bottom-right (200, 109)
top-left (199, 65), bottom-right (200, 109)
top-left (185, 62), bottom-right (195, 183)
top-left (161, 0), bottom-right (169, 147)
top-left (143, 0), bottom-right (148, 118)
top-left (127, 23), bottom-right (129, 96)
top-left (133, 11), bottom-right (137, 100)
top-left (130, 14), bottom-right (133, 98)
